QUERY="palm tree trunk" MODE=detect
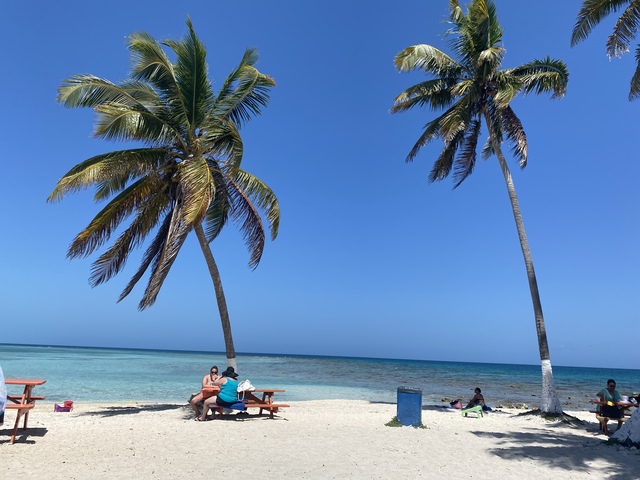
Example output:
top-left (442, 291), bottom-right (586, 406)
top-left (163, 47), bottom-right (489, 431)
top-left (486, 116), bottom-right (563, 414)
top-left (194, 223), bottom-right (237, 371)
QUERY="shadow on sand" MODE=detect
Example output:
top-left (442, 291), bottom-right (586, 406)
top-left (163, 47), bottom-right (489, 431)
top-left (78, 403), bottom-right (184, 418)
top-left (79, 404), bottom-right (287, 422)
top-left (0, 426), bottom-right (48, 445)
top-left (472, 421), bottom-right (638, 480)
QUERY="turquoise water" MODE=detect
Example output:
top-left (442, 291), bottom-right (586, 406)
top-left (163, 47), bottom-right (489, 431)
top-left (2, 343), bottom-right (639, 409)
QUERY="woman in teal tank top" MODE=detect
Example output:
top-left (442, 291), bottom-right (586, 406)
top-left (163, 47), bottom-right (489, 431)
top-left (196, 366), bottom-right (239, 421)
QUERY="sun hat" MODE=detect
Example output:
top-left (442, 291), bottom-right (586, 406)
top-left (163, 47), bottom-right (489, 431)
top-left (221, 366), bottom-right (239, 379)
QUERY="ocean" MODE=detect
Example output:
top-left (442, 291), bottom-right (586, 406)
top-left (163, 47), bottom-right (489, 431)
top-left (1, 343), bottom-right (639, 410)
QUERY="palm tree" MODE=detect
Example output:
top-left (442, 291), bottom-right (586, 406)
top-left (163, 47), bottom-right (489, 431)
top-left (48, 18), bottom-right (280, 370)
top-left (572, 0), bottom-right (640, 100)
top-left (391, 0), bottom-right (569, 414)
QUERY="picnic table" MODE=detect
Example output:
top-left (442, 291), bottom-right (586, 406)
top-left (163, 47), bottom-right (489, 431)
top-left (208, 388), bottom-right (289, 419)
top-left (590, 398), bottom-right (638, 433)
top-left (242, 389), bottom-right (288, 418)
top-left (4, 378), bottom-right (46, 444)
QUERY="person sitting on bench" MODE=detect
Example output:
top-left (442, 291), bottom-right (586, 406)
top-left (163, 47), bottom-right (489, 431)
top-left (196, 366), bottom-right (239, 421)
top-left (593, 379), bottom-right (624, 435)
top-left (189, 365), bottom-right (220, 418)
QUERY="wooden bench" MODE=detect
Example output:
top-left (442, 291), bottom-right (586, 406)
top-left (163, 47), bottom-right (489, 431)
top-left (8, 395), bottom-right (46, 402)
top-left (595, 414), bottom-right (629, 433)
top-left (210, 402), bottom-right (290, 419)
top-left (5, 404), bottom-right (35, 444)
top-left (5, 404), bottom-right (35, 412)
top-left (4, 378), bottom-right (47, 444)
top-left (596, 415), bottom-right (629, 424)
top-left (205, 388), bottom-right (289, 419)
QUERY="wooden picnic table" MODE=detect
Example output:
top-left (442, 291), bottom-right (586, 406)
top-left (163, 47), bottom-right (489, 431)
top-left (4, 378), bottom-right (46, 444)
top-left (207, 388), bottom-right (289, 419)
top-left (590, 398), bottom-right (637, 433)
top-left (242, 389), bottom-right (287, 417)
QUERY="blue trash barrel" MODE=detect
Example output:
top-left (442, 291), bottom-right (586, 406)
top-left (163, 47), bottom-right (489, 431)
top-left (397, 387), bottom-right (422, 426)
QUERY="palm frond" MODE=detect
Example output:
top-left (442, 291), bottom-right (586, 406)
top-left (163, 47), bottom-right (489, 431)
top-left (137, 194), bottom-right (192, 309)
top-left (128, 31), bottom-right (180, 98)
top-left (500, 106), bottom-right (528, 167)
top-left (429, 128), bottom-right (466, 183)
top-left (67, 177), bottom-right (167, 258)
top-left (391, 79), bottom-right (456, 113)
top-left (215, 48), bottom-right (260, 103)
top-left (211, 49), bottom-right (275, 128)
top-left (93, 104), bottom-right (178, 144)
top-left (233, 169), bottom-right (280, 241)
top-left (117, 211), bottom-right (172, 303)
top-left (571, 0), bottom-right (630, 46)
top-left (89, 192), bottom-right (169, 286)
top-left (394, 44), bottom-right (463, 77)
top-left (203, 165), bottom-right (232, 241)
top-left (507, 57), bottom-right (569, 99)
top-left (214, 61), bottom-right (275, 128)
top-left (452, 119), bottom-right (480, 187)
top-left (178, 156), bottom-right (215, 225)
top-left (405, 115), bottom-right (445, 162)
top-left (58, 75), bottom-right (144, 109)
top-left (630, 44), bottom-right (640, 98)
top-left (202, 120), bottom-right (244, 174)
top-left (607, 2), bottom-right (640, 57)
top-left (48, 148), bottom-right (169, 203)
top-left (164, 17), bottom-right (213, 130)
top-left (224, 176), bottom-right (266, 269)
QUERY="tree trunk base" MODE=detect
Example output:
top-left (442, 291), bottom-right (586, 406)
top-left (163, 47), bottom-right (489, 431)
top-left (516, 408), bottom-right (584, 425)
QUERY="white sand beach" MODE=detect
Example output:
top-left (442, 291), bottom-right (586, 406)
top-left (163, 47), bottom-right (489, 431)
top-left (2, 400), bottom-right (639, 479)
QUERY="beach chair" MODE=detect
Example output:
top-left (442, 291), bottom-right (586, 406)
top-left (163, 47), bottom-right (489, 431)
top-left (54, 400), bottom-right (74, 412)
top-left (461, 405), bottom-right (483, 418)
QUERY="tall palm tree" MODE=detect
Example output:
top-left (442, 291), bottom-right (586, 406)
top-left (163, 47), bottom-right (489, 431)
top-left (391, 0), bottom-right (569, 414)
top-left (48, 18), bottom-right (280, 370)
top-left (572, 0), bottom-right (640, 100)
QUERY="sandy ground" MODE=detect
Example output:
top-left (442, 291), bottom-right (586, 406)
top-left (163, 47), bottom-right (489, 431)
top-left (2, 400), bottom-right (639, 479)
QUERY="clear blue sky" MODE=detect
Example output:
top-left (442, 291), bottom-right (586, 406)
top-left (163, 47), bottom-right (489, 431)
top-left (1, 0), bottom-right (638, 369)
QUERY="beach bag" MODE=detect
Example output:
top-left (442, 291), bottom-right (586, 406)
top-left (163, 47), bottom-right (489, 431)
top-left (237, 379), bottom-right (255, 400)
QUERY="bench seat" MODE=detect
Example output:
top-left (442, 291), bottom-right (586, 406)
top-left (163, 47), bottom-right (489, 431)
top-left (210, 402), bottom-right (290, 419)
top-left (596, 415), bottom-right (628, 423)
top-left (5, 404), bottom-right (35, 410)
top-left (5, 404), bottom-right (36, 444)
top-left (8, 395), bottom-right (46, 402)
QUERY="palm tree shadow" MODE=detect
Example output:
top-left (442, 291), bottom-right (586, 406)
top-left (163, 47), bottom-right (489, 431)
top-left (78, 404), bottom-right (185, 418)
top-left (473, 423), bottom-right (639, 480)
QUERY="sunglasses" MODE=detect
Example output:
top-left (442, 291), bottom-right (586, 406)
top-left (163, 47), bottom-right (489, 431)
top-left (608, 384), bottom-right (616, 387)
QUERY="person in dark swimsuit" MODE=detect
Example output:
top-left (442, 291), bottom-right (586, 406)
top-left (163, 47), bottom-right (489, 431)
top-left (465, 387), bottom-right (485, 409)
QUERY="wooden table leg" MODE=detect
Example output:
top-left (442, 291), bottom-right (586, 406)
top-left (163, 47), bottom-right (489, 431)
top-left (23, 385), bottom-right (33, 429)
